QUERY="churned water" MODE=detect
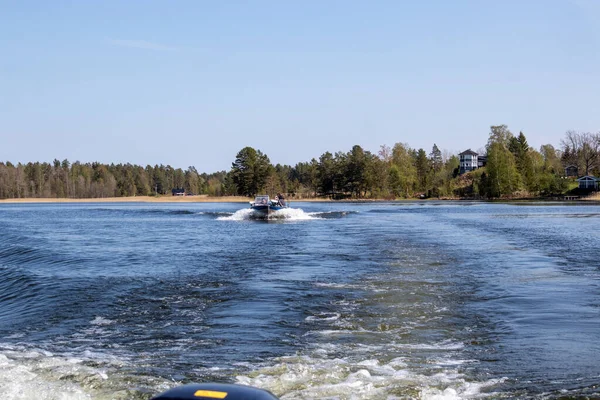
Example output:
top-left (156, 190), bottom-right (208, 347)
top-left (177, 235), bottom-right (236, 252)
top-left (0, 201), bottom-right (599, 399)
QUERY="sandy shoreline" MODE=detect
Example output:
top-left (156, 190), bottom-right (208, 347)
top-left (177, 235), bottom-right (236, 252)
top-left (581, 193), bottom-right (600, 201)
top-left (0, 195), bottom-right (334, 204)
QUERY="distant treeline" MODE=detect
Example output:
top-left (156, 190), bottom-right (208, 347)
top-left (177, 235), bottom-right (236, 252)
top-left (0, 161), bottom-right (228, 199)
top-left (1, 126), bottom-right (598, 199)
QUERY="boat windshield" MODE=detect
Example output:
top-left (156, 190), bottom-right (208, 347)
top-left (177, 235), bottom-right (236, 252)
top-left (253, 195), bottom-right (269, 205)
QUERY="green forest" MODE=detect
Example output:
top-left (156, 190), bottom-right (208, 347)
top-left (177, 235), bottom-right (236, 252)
top-left (1, 126), bottom-right (598, 200)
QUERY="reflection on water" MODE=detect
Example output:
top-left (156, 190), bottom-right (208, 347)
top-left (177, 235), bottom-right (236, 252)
top-left (0, 201), bottom-right (599, 399)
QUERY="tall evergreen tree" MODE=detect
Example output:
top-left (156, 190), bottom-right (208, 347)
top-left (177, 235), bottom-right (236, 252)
top-left (317, 152), bottom-right (336, 196)
top-left (429, 144), bottom-right (443, 172)
top-left (230, 147), bottom-right (272, 196)
top-left (345, 145), bottom-right (369, 197)
top-left (415, 148), bottom-right (429, 192)
top-left (508, 131), bottom-right (534, 191)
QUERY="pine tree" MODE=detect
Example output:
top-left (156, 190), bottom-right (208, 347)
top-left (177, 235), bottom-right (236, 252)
top-left (429, 144), bottom-right (443, 172)
top-left (230, 147), bottom-right (272, 196)
top-left (415, 148), bottom-right (429, 192)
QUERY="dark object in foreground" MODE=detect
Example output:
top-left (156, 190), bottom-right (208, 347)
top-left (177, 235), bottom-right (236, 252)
top-left (152, 383), bottom-right (279, 400)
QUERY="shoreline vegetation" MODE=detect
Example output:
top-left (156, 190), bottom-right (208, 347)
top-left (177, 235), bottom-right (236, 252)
top-left (1, 126), bottom-right (599, 202)
top-left (1, 193), bottom-right (599, 204)
top-left (0, 195), bottom-right (330, 204)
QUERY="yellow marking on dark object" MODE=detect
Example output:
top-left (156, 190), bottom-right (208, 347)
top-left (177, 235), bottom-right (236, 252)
top-left (193, 390), bottom-right (228, 399)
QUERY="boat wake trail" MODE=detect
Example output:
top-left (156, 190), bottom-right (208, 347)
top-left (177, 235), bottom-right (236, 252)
top-left (0, 344), bottom-right (173, 399)
top-left (217, 208), bottom-right (321, 221)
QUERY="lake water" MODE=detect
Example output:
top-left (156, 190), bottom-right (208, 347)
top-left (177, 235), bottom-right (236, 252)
top-left (0, 201), bottom-right (599, 399)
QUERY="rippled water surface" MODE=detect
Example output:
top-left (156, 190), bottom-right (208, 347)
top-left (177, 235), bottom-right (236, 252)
top-left (0, 201), bottom-right (599, 399)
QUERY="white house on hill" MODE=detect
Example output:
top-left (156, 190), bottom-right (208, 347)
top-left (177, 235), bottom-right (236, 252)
top-left (459, 149), bottom-right (479, 174)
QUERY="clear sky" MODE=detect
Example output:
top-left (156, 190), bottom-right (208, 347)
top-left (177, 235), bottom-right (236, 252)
top-left (1, 0), bottom-right (599, 172)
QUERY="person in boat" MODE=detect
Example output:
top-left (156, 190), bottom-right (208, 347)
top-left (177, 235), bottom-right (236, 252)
top-left (277, 193), bottom-right (286, 207)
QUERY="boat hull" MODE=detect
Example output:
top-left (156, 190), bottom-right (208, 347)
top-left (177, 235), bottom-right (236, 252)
top-left (250, 195), bottom-right (288, 218)
top-left (250, 205), bottom-right (286, 217)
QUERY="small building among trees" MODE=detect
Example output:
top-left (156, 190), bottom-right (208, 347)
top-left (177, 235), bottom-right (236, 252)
top-left (564, 165), bottom-right (578, 178)
top-left (171, 188), bottom-right (186, 196)
top-left (577, 176), bottom-right (600, 190)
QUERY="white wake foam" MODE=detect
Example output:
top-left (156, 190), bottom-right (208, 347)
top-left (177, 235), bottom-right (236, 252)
top-left (236, 355), bottom-right (506, 399)
top-left (217, 208), bottom-right (320, 221)
top-left (216, 208), bottom-right (254, 221)
top-left (0, 346), bottom-right (172, 400)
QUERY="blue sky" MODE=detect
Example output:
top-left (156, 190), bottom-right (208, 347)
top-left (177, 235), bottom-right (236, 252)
top-left (1, 0), bottom-right (599, 172)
